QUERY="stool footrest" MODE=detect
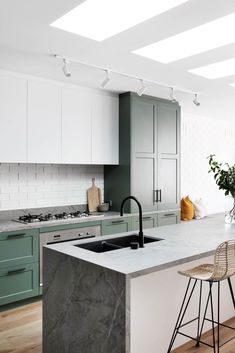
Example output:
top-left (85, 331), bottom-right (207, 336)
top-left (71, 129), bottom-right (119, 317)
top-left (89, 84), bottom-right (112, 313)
top-left (177, 331), bottom-right (214, 348)
top-left (178, 317), bottom-right (198, 329)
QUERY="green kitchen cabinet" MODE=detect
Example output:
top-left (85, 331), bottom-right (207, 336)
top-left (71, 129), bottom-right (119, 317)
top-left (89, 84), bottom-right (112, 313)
top-left (132, 213), bottom-right (158, 231)
top-left (104, 92), bottom-right (180, 214)
top-left (0, 229), bottom-right (39, 269)
top-left (101, 217), bottom-right (132, 235)
top-left (157, 211), bottom-right (180, 227)
top-left (0, 262), bottom-right (38, 306)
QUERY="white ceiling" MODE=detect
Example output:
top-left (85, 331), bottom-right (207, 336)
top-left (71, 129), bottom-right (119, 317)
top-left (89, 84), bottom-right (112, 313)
top-left (1, 0), bottom-right (235, 119)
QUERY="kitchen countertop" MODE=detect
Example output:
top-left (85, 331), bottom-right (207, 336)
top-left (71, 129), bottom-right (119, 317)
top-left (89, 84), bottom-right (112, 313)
top-left (46, 213), bottom-right (235, 278)
top-left (0, 209), bottom-right (180, 233)
top-left (0, 211), bottom-right (129, 233)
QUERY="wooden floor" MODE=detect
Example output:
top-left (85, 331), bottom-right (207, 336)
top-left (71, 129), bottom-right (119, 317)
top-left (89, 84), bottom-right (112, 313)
top-left (0, 300), bottom-right (234, 353)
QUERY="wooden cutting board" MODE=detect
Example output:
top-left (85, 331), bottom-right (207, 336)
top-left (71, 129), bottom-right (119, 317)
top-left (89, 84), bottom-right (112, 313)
top-left (87, 178), bottom-right (101, 213)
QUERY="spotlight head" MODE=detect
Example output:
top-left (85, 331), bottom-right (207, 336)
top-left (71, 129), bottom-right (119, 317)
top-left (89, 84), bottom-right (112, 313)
top-left (170, 87), bottom-right (177, 102)
top-left (193, 93), bottom-right (200, 106)
top-left (137, 79), bottom-right (147, 96)
top-left (101, 70), bottom-right (110, 88)
top-left (62, 59), bottom-right (71, 77)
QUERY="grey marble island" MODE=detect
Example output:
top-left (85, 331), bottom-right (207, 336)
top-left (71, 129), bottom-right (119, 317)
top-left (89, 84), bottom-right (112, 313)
top-left (43, 214), bottom-right (235, 353)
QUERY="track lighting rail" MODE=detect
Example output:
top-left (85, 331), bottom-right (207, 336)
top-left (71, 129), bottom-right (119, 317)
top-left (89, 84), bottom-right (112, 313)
top-left (54, 54), bottom-right (201, 105)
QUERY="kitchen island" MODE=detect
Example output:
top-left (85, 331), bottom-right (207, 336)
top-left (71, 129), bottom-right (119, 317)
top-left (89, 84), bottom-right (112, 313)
top-left (43, 214), bottom-right (235, 353)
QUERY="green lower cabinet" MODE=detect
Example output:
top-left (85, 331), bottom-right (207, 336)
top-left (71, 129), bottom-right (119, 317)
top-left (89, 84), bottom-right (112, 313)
top-left (102, 217), bottom-right (132, 235)
top-left (0, 229), bottom-right (39, 269)
top-left (0, 262), bottom-right (39, 306)
top-left (158, 211), bottom-right (180, 227)
top-left (132, 214), bottom-right (158, 231)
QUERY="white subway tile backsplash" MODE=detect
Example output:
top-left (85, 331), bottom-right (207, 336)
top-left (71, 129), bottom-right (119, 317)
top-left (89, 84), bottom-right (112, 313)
top-left (0, 164), bottom-right (104, 210)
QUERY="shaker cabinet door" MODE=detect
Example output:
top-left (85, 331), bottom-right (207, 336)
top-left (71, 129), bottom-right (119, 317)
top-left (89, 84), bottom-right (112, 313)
top-left (0, 74), bottom-right (27, 163)
top-left (157, 102), bottom-right (180, 210)
top-left (131, 97), bottom-right (158, 212)
top-left (61, 87), bottom-right (92, 164)
top-left (91, 93), bottom-right (119, 165)
top-left (28, 80), bottom-right (61, 163)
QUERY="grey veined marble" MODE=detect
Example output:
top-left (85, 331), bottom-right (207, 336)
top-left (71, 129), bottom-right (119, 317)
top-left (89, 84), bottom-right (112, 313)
top-left (43, 247), bottom-right (129, 353)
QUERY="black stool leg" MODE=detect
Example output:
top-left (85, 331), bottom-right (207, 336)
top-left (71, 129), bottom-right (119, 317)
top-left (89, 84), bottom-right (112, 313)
top-left (167, 278), bottom-right (197, 353)
top-left (198, 283), bottom-right (211, 343)
top-left (228, 277), bottom-right (235, 310)
top-left (209, 282), bottom-right (216, 353)
top-left (196, 280), bottom-right (202, 346)
top-left (217, 281), bottom-right (220, 353)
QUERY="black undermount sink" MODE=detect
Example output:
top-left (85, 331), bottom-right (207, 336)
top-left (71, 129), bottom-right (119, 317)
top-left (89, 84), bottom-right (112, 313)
top-left (75, 234), bottom-right (163, 253)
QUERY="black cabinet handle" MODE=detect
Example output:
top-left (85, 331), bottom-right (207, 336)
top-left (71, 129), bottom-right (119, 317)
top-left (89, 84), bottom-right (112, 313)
top-left (7, 268), bottom-right (26, 275)
top-left (142, 216), bottom-right (152, 220)
top-left (154, 190), bottom-right (158, 203)
top-left (111, 220), bottom-right (124, 224)
top-left (163, 213), bottom-right (175, 217)
top-left (158, 189), bottom-right (162, 202)
top-left (7, 233), bottom-right (25, 239)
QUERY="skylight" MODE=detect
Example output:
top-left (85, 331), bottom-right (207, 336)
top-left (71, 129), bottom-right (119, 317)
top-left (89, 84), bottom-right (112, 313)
top-left (50, 0), bottom-right (188, 41)
top-left (133, 13), bottom-right (235, 63)
top-left (189, 58), bottom-right (235, 79)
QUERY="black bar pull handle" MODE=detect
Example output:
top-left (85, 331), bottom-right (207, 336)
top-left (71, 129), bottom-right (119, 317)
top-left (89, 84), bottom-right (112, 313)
top-left (111, 220), bottom-right (124, 224)
top-left (7, 268), bottom-right (26, 275)
top-left (159, 189), bottom-right (162, 202)
top-left (154, 190), bottom-right (158, 203)
top-left (7, 233), bottom-right (25, 239)
top-left (164, 213), bottom-right (175, 217)
top-left (142, 216), bottom-right (152, 220)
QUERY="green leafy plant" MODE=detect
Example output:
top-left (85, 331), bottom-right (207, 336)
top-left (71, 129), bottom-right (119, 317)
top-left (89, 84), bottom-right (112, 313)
top-left (208, 154), bottom-right (235, 197)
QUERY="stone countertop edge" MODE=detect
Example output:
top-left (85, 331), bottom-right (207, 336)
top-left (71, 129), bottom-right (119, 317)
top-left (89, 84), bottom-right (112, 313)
top-left (0, 211), bottom-right (131, 233)
top-left (0, 208), bottom-right (180, 233)
top-left (45, 214), bottom-right (235, 279)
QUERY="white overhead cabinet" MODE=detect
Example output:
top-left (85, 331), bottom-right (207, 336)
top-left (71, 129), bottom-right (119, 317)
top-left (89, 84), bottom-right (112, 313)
top-left (61, 87), bottom-right (92, 164)
top-left (91, 93), bottom-right (119, 164)
top-left (0, 71), bottom-right (119, 165)
top-left (0, 74), bottom-right (27, 163)
top-left (27, 81), bottom-right (61, 163)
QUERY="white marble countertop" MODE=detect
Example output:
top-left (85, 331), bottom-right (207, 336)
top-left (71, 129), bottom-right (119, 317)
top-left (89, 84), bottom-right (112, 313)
top-left (0, 211), bottom-right (129, 233)
top-left (46, 214), bottom-right (235, 278)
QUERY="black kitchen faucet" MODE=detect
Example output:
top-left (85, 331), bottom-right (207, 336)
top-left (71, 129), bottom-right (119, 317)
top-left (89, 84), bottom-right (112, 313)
top-left (120, 196), bottom-right (144, 248)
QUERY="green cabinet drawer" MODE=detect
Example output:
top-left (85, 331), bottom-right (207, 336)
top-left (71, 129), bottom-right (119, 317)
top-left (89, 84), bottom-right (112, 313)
top-left (102, 217), bottom-right (132, 235)
top-left (0, 229), bottom-right (39, 268)
top-left (0, 262), bottom-right (39, 306)
top-left (132, 214), bottom-right (158, 231)
top-left (158, 211), bottom-right (180, 227)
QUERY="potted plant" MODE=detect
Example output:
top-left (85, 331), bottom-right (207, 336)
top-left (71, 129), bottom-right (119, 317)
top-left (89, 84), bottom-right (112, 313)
top-left (208, 154), bottom-right (235, 223)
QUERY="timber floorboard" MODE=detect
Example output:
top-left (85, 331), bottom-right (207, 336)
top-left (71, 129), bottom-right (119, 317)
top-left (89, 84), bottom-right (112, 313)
top-left (0, 300), bottom-right (234, 353)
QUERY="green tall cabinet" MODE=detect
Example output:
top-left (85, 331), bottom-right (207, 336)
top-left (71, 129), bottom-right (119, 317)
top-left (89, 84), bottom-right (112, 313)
top-left (104, 92), bottom-right (180, 214)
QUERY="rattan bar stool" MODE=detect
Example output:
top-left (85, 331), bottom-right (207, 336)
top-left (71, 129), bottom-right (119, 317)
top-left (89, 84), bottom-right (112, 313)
top-left (167, 239), bottom-right (235, 353)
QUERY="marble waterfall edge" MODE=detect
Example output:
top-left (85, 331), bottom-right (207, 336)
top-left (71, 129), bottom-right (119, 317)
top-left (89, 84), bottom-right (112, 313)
top-left (43, 247), bottom-right (130, 353)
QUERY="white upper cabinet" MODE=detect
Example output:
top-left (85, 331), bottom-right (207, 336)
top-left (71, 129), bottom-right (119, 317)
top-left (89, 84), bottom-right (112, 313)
top-left (0, 71), bottom-right (119, 165)
top-left (0, 74), bottom-right (27, 163)
top-left (61, 87), bottom-right (92, 164)
top-left (91, 93), bottom-right (119, 165)
top-left (28, 80), bottom-right (61, 163)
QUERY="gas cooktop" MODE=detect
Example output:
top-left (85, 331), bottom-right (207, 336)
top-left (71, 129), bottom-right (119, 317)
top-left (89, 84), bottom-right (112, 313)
top-left (13, 210), bottom-right (93, 224)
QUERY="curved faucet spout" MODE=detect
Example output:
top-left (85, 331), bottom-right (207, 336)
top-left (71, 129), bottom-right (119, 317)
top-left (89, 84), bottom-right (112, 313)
top-left (120, 196), bottom-right (144, 248)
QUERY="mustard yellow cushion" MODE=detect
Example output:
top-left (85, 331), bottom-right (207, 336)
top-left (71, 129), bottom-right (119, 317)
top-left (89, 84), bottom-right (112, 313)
top-left (181, 196), bottom-right (195, 221)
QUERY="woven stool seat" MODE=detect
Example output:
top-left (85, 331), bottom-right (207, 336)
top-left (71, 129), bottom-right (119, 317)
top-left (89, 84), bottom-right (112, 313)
top-left (167, 239), bottom-right (235, 353)
top-left (179, 239), bottom-right (235, 282)
top-left (178, 264), bottom-right (214, 281)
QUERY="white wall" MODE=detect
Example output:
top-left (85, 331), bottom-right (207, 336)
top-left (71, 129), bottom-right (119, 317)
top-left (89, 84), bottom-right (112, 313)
top-left (181, 112), bottom-right (235, 214)
top-left (0, 163), bottom-right (103, 210)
